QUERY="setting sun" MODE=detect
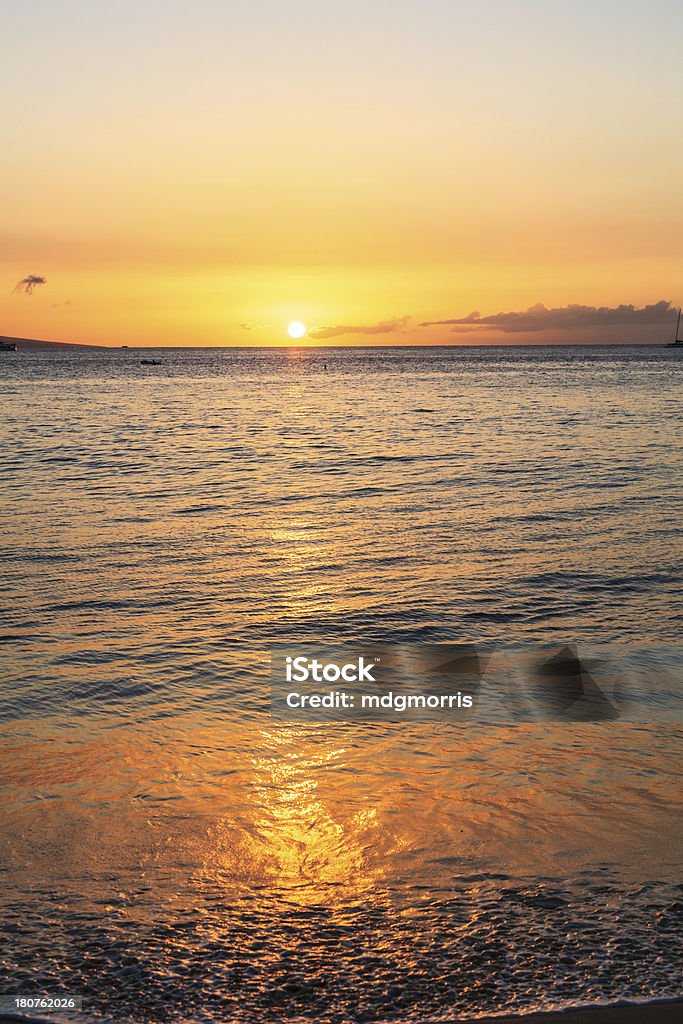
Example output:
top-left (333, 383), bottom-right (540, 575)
top-left (287, 321), bottom-right (306, 339)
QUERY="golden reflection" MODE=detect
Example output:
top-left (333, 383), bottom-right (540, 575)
top-left (200, 725), bottom-right (383, 904)
top-left (267, 518), bottom-right (349, 620)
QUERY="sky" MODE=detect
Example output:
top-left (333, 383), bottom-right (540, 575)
top-left (2, 0), bottom-right (682, 346)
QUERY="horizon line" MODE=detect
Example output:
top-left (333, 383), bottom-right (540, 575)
top-left (3, 334), bottom-right (676, 351)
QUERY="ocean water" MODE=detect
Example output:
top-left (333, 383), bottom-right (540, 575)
top-left (0, 344), bottom-right (681, 1022)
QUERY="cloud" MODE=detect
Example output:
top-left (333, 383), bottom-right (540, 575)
top-left (12, 274), bottom-right (47, 295)
top-left (308, 316), bottom-right (410, 340)
top-left (420, 301), bottom-right (676, 334)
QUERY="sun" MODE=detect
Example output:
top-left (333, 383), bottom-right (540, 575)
top-left (287, 321), bottom-right (306, 339)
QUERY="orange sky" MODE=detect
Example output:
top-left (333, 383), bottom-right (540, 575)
top-left (2, 1), bottom-right (682, 346)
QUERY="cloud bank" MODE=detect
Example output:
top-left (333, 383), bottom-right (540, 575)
top-left (420, 301), bottom-right (676, 334)
top-left (308, 316), bottom-right (410, 340)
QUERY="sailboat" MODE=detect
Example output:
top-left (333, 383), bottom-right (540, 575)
top-left (666, 308), bottom-right (683, 347)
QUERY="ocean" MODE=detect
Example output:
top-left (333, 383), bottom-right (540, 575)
top-left (1, 344), bottom-right (681, 1022)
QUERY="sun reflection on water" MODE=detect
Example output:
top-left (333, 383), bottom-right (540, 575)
top-left (199, 726), bottom-right (383, 903)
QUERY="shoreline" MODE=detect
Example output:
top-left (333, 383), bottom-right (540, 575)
top-left (1, 999), bottom-right (682, 1024)
top-left (470, 999), bottom-right (682, 1023)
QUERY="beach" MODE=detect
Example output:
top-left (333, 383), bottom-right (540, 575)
top-left (475, 1002), bottom-right (683, 1023)
top-left (2, 1001), bottom-right (682, 1024)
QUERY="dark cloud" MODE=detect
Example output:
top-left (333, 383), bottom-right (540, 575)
top-left (308, 316), bottom-right (410, 340)
top-left (420, 301), bottom-right (676, 333)
top-left (12, 274), bottom-right (47, 295)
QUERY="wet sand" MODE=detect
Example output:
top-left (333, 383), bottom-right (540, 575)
top-left (2, 1001), bottom-right (682, 1024)
top-left (473, 1001), bottom-right (682, 1023)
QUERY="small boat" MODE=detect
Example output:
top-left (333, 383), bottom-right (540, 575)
top-left (0, 340), bottom-right (17, 351)
top-left (666, 308), bottom-right (683, 347)
top-left (140, 358), bottom-right (162, 365)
